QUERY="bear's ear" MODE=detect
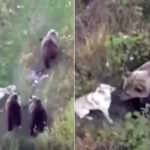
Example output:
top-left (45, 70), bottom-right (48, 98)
top-left (125, 71), bottom-right (131, 77)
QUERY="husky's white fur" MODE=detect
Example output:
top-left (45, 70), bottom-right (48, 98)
top-left (75, 83), bottom-right (115, 124)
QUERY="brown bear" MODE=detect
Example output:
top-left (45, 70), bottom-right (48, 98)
top-left (122, 61), bottom-right (150, 100)
top-left (40, 29), bottom-right (60, 70)
top-left (29, 96), bottom-right (47, 136)
top-left (5, 93), bottom-right (22, 131)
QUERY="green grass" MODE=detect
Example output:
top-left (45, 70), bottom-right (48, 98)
top-left (0, 0), bottom-right (73, 86)
top-left (0, 0), bottom-right (74, 149)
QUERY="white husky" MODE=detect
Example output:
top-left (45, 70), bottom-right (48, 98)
top-left (75, 83), bottom-right (115, 124)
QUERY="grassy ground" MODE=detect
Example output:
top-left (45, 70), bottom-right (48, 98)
top-left (0, 0), bottom-right (74, 149)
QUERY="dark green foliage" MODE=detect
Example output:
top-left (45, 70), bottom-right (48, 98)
top-left (105, 34), bottom-right (150, 86)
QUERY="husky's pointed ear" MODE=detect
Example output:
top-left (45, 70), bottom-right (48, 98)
top-left (95, 86), bottom-right (101, 92)
top-left (111, 87), bottom-right (116, 92)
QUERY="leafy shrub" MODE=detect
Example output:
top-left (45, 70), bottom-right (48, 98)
top-left (105, 33), bottom-right (150, 86)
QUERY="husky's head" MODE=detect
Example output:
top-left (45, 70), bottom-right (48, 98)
top-left (122, 70), bottom-right (149, 100)
top-left (95, 83), bottom-right (115, 96)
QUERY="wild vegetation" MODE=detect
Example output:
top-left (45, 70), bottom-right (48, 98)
top-left (0, 0), bottom-right (74, 150)
top-left (76, 0), bottom-right (150, 149)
